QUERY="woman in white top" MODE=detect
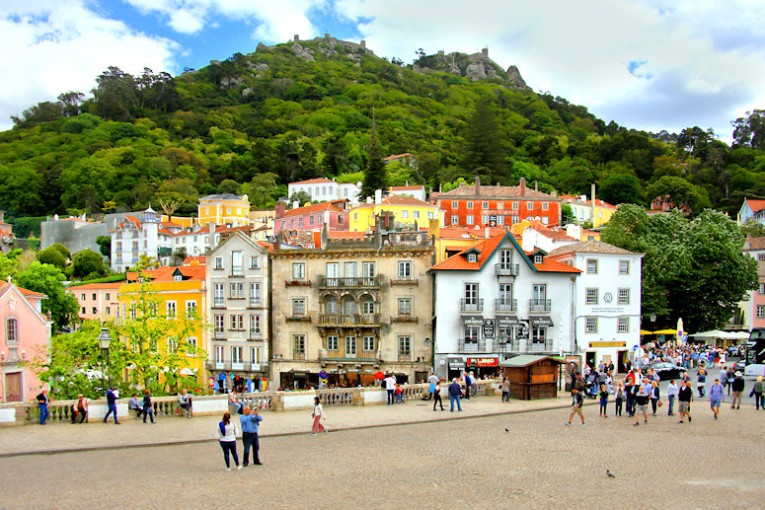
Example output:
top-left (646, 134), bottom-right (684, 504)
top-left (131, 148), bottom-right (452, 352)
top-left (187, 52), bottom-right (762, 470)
top-left (215, 412), bottom-right (241, 471)
top-left (311, 396), bottom-right (327, 435)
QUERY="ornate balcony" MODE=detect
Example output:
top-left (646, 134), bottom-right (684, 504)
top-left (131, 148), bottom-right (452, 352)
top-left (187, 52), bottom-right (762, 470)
top-left (316, 275), bottom-right (383, 289)
top-left (318, 314), bottom-right (381, 328)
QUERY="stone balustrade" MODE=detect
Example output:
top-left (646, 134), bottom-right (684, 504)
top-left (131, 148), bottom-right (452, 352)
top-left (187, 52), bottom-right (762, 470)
top-left (0, 380), bottom-right (500, 426)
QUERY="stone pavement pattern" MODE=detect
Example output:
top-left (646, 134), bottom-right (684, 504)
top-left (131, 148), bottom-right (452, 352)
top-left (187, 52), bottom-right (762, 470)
top-left (1, 396), bottom-right (764, 509)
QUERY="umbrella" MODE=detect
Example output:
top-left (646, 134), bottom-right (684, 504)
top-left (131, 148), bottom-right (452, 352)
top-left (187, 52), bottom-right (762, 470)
top-left (374, 371), bottom-right (385, 380)
top-left (639, 329), bottom-right (654, 335)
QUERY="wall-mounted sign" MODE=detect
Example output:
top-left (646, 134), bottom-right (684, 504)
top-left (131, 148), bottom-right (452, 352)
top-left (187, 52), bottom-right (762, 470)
top-left (483, 319), bottom-right (495, 339)
top-left (589, 341), bottom-right (626, 348)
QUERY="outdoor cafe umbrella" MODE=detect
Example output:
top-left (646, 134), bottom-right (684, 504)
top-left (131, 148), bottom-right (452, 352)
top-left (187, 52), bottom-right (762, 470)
top-left (373, 371), bottom-right (385, 380)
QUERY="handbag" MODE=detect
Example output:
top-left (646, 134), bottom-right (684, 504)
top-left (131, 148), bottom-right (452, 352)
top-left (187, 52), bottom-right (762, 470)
top-left (658, 400), bottom-right (663, 407)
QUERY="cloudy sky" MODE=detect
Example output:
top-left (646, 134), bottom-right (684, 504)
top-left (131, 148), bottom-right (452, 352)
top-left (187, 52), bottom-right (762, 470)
top-left (2, 0), bottom-right (764, 140)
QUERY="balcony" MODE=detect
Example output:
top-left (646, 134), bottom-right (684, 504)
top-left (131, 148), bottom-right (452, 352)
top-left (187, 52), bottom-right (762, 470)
top-left (316, 275), bottom-right (383, 289)
top-left (212, 298), bottom-right (225, 308)
top-left (494, 299), bottom-right (518, 313)
top-left (294, 352), bottom-right (306, 360)
top-left (390, 276), bottom-right (418, 286)
top-left (529, 299), bottom-right (552, 313)
top-left (231, 362), bottom-right (244, 370)
top-left (248, 297), bottom-right (262, 308)
top-left (285, 279), bottom-right (312, 287)
top-left (391, 314), bottom-right (418, 323)
top-left (286, 314), bottom-right (311, 322)
top-left (231, 265), bottom-right (243, 277)
top-left (495, 263), bottom-right (519, 277)
top-left (458, 339), bottom-right (488, 352)
top-left (460, 298), bottom-right (484, 313)
top-left (318, 314), bottom-right (381, 328)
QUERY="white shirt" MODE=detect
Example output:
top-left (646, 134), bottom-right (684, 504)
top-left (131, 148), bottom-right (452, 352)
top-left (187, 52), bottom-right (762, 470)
top-left (667, 382), bottom-right (679, 397)
top-left (216, 422), bottom-right (239, 442)
top-left (385, 376), bottom-right (396, 390)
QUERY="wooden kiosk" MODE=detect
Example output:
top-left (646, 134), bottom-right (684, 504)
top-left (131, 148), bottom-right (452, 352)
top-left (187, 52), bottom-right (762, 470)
top-left (499, 355), bottom-right (565, 400)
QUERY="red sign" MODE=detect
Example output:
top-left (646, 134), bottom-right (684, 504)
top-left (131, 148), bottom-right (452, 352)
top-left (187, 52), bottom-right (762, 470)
top-left (467, 357), bottom-right (499, 367)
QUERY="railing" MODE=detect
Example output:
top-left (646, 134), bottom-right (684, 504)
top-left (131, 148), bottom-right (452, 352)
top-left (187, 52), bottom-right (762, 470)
top-left (248, 297), bottom-right (262, 308)
top-left (458, 339), bottom-right (487, 352)
top-left (390, 277), bottom-right (418, 286)
top-left (249, 329), bottom-right (262, 340)
top-left (460, 299), bottom-right (484, 313)
top-left (391, 314), bottom-right (418, 323)
top-left (213, 298), bottom-right (225, 308)
top-left (316, 388), bottom-right (356, 407)
top-left (494, 299), bottom-right (517, 312)
top-left (316, 275), bottom-right (382, 289)
top-left (294, 352), bottom-right (306, 360)
top-left (318, 314), bottom-right (381, 326)
top-left (231, 362), bottom-right (244, 370)
top-left (529, 299), bottom-right (552, 312)
top-left (239, 392), bottom-right (272, 411)
top-left (231, 265), bottom-right (243, 276)
top-left (528, 339), bottom-right (553, 352)
top-left (495, 263), bottom-right (519, 276)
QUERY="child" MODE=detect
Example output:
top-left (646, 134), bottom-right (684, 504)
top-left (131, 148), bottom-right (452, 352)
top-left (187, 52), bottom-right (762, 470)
top-left (614, 380), bottom-right (624, 417)
top-left (395, 383), bottom-right (404, 404)
top-left (598, 384), bottom-right (609, 417)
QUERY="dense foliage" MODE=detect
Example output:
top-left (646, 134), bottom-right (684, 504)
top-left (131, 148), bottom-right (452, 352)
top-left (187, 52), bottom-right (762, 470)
top-left (2, 40), bottom-right (765, 222)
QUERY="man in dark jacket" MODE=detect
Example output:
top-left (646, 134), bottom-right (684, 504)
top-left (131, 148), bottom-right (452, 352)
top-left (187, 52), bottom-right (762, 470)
top-left (103, 387), bottom-right (120, 424)
top-left (731, 372), bottom-right (746, 410)
top-left (448, 378), bottom-right (462, 412)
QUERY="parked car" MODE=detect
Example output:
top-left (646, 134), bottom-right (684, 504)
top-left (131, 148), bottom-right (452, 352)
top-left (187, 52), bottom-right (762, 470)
top-left (643, 362), bottom-right (687, 381)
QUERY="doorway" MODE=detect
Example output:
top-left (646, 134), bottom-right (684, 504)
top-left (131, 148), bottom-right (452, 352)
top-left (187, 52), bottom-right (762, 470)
top-left (585, 351), bottom-right (596, 370)
top-left (4, 372), bottom-right (22, 402)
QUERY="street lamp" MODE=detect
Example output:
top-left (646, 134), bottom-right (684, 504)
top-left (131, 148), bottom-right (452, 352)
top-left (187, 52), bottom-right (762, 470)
top-left (97, 327), bottom-right (112, 389)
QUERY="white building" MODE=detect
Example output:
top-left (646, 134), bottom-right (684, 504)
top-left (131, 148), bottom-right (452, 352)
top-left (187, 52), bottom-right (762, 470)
top-left (110, 207), bottom-right (160, 273)
top-left (288, 178), bottom-right (361, 204)
top-left (158, 223), bottom-right (222, 264)
top-left (521, 220), bottom-right (578, 253)
top-left (206, 231), bottom-right (271, 383)
top-left (432, 231), bottom-right (581, 380)
top-left (548, 240), bottom-right (643, 372)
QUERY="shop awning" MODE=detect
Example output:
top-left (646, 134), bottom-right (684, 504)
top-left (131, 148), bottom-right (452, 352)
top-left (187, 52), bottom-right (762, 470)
top-left (462, 316), bottom-right (483, 326)
top-left (467, 357), bottom-right (499, 367)
top-left (531, 316), bottom-right (554, 327)
top-left (498, 316), bottom-right (520, 328)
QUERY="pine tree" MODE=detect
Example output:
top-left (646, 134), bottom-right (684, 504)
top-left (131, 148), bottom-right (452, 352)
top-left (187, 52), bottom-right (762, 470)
top-left (463, 100), bottom-right (508, 184)
top-left (361, 124), bottom-right (387, 199)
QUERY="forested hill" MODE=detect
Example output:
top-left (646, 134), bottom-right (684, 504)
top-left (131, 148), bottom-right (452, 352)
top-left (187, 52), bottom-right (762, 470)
top-left (1, 35), bottom-right (764, 221)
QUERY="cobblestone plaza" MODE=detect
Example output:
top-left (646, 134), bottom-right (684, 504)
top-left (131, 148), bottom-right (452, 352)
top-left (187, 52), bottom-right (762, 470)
top-left (1, 398), bottom-right (763, 509)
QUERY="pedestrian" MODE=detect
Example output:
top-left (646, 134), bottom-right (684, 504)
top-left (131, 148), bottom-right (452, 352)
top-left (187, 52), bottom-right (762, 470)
top-left (709, 378), bottom-right (724, 420)
top-left (240, 406), bottom-right (263, 466)
top-left (634, 385), bottom-right (649, 426)
top-left (501, 377), bottom-right (510, 403)
top-left (463, 372), bottom-right (472, 400)
top-left (229, 390), bottom-right (244, 414)
top-left (614, 380), bottom-right (624, 417)
top-left (598, 384), bottom-right (609, 417)
top-left (71, 394), bottom-right (89, 424)
top-left (216, 412), bottom-right (241, 471)
top-left (178, 389), bottom-right (193, 418)
top-left (677, 379), bottom-right (693, 423)
top-left (725, 366), bottom-right (735, 396)
top-left (696, 368), bottom-right (706, 397)
top-left (129, 393), bottom-right (144, 420)
top-left (565, 388), bottom-right (585, 427)
top-left (730, 372), bottom-right (745, 410)
top-left (427, 372), bottom-right (438, 401)
top-left (311, 396), bottom-right (327, 434)
top-left (395, 383), bottom-right (404, 404)
top-left (103, 387), bottom-right (120, 425)
top-left (625, 378), bottom-right (637, 417)
top-left (36, 388), bottom-right (50, 425)
top-left (384, 374), bottom-right (396, 405)
top-left (469, 371), bottom-right (478, 397)
top-left (448, 378), bottom-right (462, 412)
top-left (142, 389), bottom-right (155, 424)
top-left (749, 375), bottom-right (764, 409)
top-left (649, 380), bottom-right (661, 416)
top-left (666, 380), bottom-right (678, 416)
top-left (433, 379), bottom-right (444, 411)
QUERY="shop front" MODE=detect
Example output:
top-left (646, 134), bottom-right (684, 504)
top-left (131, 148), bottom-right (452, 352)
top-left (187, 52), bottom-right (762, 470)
top-left (466, 356), bottom-right (500, 378)
top-left (447, 356), bottom-right (466, 381)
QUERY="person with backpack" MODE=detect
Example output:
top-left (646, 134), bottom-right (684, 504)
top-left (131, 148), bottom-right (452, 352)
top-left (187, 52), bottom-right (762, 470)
top-left (216, 412), bottom-right (241, 471)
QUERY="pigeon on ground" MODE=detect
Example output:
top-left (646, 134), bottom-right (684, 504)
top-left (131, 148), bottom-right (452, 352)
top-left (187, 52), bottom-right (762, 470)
top-left (504, 427), bottom-right (510, 432)
top-left (606, 469), bottom-right (615, 478)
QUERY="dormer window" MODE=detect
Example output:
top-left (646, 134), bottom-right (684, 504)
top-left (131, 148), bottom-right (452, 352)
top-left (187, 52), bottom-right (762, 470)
top-left (174, 275), bottom-right (182, 282)
top-left (534, 255), bottom-right (543, 264)
top-left (468, 253), bottom-right (478, 263)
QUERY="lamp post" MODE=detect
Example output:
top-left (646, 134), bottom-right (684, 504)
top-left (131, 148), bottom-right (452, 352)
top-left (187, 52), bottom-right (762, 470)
top-left (97, 327), bottom-right (112, 389)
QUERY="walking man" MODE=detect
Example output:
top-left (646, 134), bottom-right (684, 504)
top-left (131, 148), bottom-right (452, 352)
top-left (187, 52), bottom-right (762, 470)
top-left (666, 379), bottom-right (678, 416)
top-left (463, 372), bottom-right (471, 400)
top-left (103, 387), bottom-right (120, 425)
top-left (36, 388), bottom-right (50, 425)
top-left (677, 379), bottom-right (693, 423)
top-left (634, 384), bottom-right (649, 426)
top-left (448, 378), bottom-right (462, 412)
top-left (709, 378), bottom-right (724, 420)
top-left (384, 374), bottom-right (396, 405)
top-left (427, 372), bottom-right (438, 401)
top-left (565, 388), bottom-right (586, 427)
top-left (240, 406), bottom-right (263, 467)
top-left (433, 379), bottom-right (444, 411)
top-left (730, 372), bottom-right (745, 410)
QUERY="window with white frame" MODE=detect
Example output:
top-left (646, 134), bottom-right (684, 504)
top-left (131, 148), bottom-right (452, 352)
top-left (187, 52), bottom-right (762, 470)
top-left (398, 260), bottom-right (412, 279)
top-left (497, 202), bottom-right (504, 210)
top-left (466, 215), bottom-right (474, 225)
top-left (6, 318), bottom-right (18, 343)
top-left (619, 260), bottom-right (630, 275)
top-left (451, 215), bottom-right (458, 225)
top-left (398, 297), bottom-right (412, 316)
top-left (451, 201), bottom-right (458, 209)
top-left (585, 288), bottom-right (598, 305)
top-left (464, 325), bottom-right (479, 343)
top-left (527, 202), bottom-right (534, 210)
top-left (398, 336), bottom-right (411, 356)
top-left (758, 253), bottom-right (765, 261)
top-left (167, 337), bottom-right (177, 353)
top-left (250, 346), bottom-right (259, 364)
top-left (361, 299), bottom-right (375, 315)
top-left (758, 305), bottom-right (765, 318)
top-left (326, 335), bottom-right (339, 351)
top-left (585, 317), bottom-right (598, 333)
top-left (363, 336), bottom-right (375, 351)
top-left (250, 314), bottom-right (261, 334)
top-left (250, 282), bottom-right (261, 304)
top-left (482, 201), bottom-right (489, 209)
top-left (759, 282), bottom-right (765, 295)
top-left (466, 201), bottom-right (474, 209)
top-left (186, 337), bottom-right (197, 356)
top-left (214, 256), bottom-right (223, 269)
top-left (617, 288), bottom-right (630, 305)
top-left (292, 298), bottom-right (306, 316)
top-left (401, 210), bottom-right (409, 218)
top-left (231, 346), bottom-right (243, 364)
top-left (185, 301), bottom-right (197, 318)
top-left (166, 301), bottom-right (177, 319)
top-left (231, 251), bottom-right (243, 276)
top-left (413, 211), bottom-right (420, 219)
top-left (214, 314), bottom-right (224, 333)
top-left (215, 345), bottom-right (225, 363)
top-left (586, 259), bottom-right (598, 274)
top-left (230, 314), bottom-right (244, 330)
top-left (617, 317), bottom-right (629, 333)
top-left (345, 336), bottom-right (357, 356)
top-left (512, 202), bottom-right (519, 210)
top-left (250, 256), bottom-right (259, 269)
top-left (294, 335), bottom-right (305, 355)
top-left (542, 202), bottom-right (549, 210)
top-left (230, 282), bottom-right (244, 299)
top-left (362, 262), bottom-right (376, 278)
top-left (292, 262), bottom-right (305, 280)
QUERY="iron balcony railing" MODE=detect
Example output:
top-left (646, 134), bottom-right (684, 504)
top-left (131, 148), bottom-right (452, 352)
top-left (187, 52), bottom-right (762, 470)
top-left (529, 299), bottom-right (552, 312)
top-left (460, 298), bottom-right (484, 313)
top-left (494, 263), bottom-right (519, 276)
top-left (494, 299), bottom-right (518, 312)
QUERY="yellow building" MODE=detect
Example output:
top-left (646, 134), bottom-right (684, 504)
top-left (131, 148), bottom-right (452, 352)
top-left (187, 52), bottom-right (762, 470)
top-left (349, 195), bottom-right (443, 233)
top-left (562, 195), bottom-right (617, 229)
top-left (198, 194), bottom-right (250, 227)
top-left (118, 264), bottom-right (208, 385)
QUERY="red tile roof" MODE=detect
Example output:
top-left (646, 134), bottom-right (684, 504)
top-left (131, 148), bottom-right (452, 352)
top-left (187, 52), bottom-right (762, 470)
top-left (381, 195), bottom-right (434, 207)
top-left (745, 199), bottom-right (765, 213)
top-left (127, 266), bottom-right (206, 282)
top-left (182, 256), bottom-right (207, 265)
top-left (526, 221), bottom-right (577, 241)
top-left (327, 231), bottom-right (366, 241)
top-left (433, 183), bottom-right (556, 200)
top-left (291, 177), bottom-right (335, 185)
top-left (437, 225), bottom-right (510, 240)
top-left (0, 282), bottom-right (47, 299)
top-left (390, 185), bottom-right (423, 191)
top-left (282, 200), bottom-right (346, 217)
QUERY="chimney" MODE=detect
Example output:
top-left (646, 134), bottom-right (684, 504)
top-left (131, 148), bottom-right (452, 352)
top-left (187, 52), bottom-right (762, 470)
top-left (519, 177), bottom-right (526, 196)
top-left (292, 201), bottom-right (299, 210)
top-left (475, 176), bottom-right (481, 196)
top-left (534, 181), bottom-right (538, 192)
top-left (375, 189), bottom-right (382, 204)
top-left (275, 201), bottom-right (285, 219)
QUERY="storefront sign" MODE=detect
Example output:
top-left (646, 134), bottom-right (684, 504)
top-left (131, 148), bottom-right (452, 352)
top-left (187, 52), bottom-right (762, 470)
top-left (589, 341), bottom-right (626, 348)
top-left (447, 357), bottom-right (466, 372)
top-left (531, 316), bottom-right (554, 327)
top-left (483, 319), bottom-right (495, 339)
top-left (498, 317), bottom-right (519, 328)
top-left (462, 316), bottom-right (483, 327)
top-left (467, 357), bottom-right (499, 368)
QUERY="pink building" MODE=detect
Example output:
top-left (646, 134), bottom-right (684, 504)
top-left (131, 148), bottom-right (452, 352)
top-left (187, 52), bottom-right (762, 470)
top-left (1, 281), bottom-right (51, 402)
top-left (743, 237), bottom-right (765, 329)
top-left (67, 282), bottom-right (123, 323)
top-left (273, 199), bottom-right (349, 236)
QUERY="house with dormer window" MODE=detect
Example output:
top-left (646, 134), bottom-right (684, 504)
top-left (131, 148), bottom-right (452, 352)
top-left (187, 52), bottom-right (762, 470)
top-left (431, 230), bottom-right (580, 380)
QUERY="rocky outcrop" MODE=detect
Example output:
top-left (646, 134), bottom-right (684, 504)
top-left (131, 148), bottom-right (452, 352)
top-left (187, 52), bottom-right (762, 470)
top-left (413, 48), bottom-right (529, 90)
top-left (291, 42), bottom-right (315, 62)
top-left (505, 65), bottom-right (527, 89)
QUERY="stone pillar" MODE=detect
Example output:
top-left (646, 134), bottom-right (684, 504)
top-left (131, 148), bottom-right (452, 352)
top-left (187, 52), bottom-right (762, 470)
top-left (352, 388), bottom-right (364, 406)
top-left (270, 393), bottom-right (283, 412)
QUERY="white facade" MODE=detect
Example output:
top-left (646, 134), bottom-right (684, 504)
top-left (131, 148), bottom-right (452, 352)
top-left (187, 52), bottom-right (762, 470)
top-left (110, 207), bottom-right (160, 273)
top-left (548, 241), bottom-right (643, 372)
top-left (159, 224), bottom-right (221, 264)
top-left (432, 233), bottom-right (579, 379)
top-left (521, 225), bottom-right (578, 253)
top-left (206, 232), bottom-right (270, 381)
top-left (288, 179), bottom-right (361, 204)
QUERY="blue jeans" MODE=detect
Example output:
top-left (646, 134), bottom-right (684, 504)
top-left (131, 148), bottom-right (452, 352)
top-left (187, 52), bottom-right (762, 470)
top-left (668, 395), bottom-right (675, 415)
top-left (219, 440), bottom-right (239, 468)
top-left (39, 404), bottom-right (49, 425)
top-left (143, 407), bottom-right (155, 423)
top-left (242, 432), bottom-right (259, 465)
top-left (449, 394), bottom-right (462, 411)
top-left (387, 390), bottom-right (394, 405)
top-left (104, 404), bottom-right (118, 423)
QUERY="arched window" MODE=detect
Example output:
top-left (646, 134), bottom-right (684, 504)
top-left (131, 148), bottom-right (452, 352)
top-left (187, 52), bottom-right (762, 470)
top-left (324, 296), bottom-right (339, 315)
top-left (342, 296), bottom-right (356, 316)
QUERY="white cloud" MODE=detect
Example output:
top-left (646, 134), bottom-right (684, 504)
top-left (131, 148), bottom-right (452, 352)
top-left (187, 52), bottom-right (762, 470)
top-left (0, 0), bottom-right (178, 131)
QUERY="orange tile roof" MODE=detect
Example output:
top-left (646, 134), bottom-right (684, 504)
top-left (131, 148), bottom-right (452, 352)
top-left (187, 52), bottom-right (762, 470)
top-left (0, 282), bottom-right (47, 299)
top-left (436, 225), bottom-right (509, 240)
top-left (127, 266), bottom-right (206, 282)
top-left (745, 236), bottom-right (765, 251)
top-left (432, 234), bottom-right (508, 271)
top-left (282, 201), bottom-right (346, 217)
top-left (527, 221), bottom-right (577, 241)
top-left (390, 185), bottom-right (423, 190)
top-left (381, 195), bottom-right (434, 207)
top-left (745, 199), bottom-right (765, 213)
top-left (327, 231), bottom-right (366, 241)
top-left (433, 183), bottom-right (556, 200)
top-left (182, 256), bottom-right (207, 266)
top-left (533, 259), bottom-right (581, 274)
top-left (291, 177), bottom-right (335, 185)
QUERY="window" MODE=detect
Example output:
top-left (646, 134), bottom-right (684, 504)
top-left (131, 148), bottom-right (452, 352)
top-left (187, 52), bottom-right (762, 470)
top-left (468, 253), bottom-right (478, 263)
top-left (81, 293), bottom-right (85, 300)
top-left (214, 345), bottom-right (225, 363)
top-left (467, 201), bottom-right (474, 209)
top-left (482, 201), bottom-right (489, 209)
top-left (292, 263), bottom-right (305, 280)
top-left (298, 217), bottom-right (304, 227)
top-left (497, 216), bottom-right (504, 225)
top-left (6, 318), bottom-right (18, 343)
top-left (512, 216), bottom-right (519, 224)
top-left (91, 293), bottom-right (97, 300)
top-left (214, 283), bottom-right (225, 307)
top-left (363, 336), bottom-right (375, 351)
top-left (619, 260), bottom-right (630, 275)
top-left (250, 315), bottom-right (261, 334)
top-left (617, 317), bottom-right (629, 333)
top-left (617, 288), bottom-right (630, 305)
top-left (231, 346), bottom-right (243, 364)
top-left (497, 202), bottom-right (504, 210)
top-left (499, 250), bottom-right (512, 269)
top-left (398, 336), bottom-right (411, 356)
top-left (214, 314), bottom-right (224, 333)
top-left (758, 305), bottom-right (765, 319)
top-left (309, 215), bottom-right (315, 226)
top-left (326, 335), bottom-right (339, 351)
top-left (362, 262), bottom-right (376, 278)
top-left (451, 201), bottom-right (458, 209)
top-left (401, 210), bottom-right (409, 218)
top-left (585, 317), bottom-right (598, 333)
top-left (292, 298), bottom-right (306, 316)
top-left (230, 314), bottom-right (244, 330)
top-left (464, 326), bottom-right (479, 343)
top-left (250, 256), bottom-right (259, 269)
top-left (105, 307), bottom-right (111, 315)
top-left (482, 215), bottom-right (489, 225)
top-left (542, 202), bottom-right (549, 211)
top-left (513, 202), bottom-right (519, 210)
top-left (250, 346), bottom-right (259, 364)
top-left (498, 283), bottom-right (513, 305)
top-left (398, 260), bottom-right (412, 279)
top-left (81, 306), bottom-right (86, 314)
top-left (361, 299), bottom-right (375, 315)
top-left (185, 301), bottom-right (197, 317)
top-left (533, 255), bottom-right (542, 264)
top-left (759, 282), bottom-right (765, 295)
top-left (758, 253), bottom-right (765, 261)
top-left (250, 283), bottom-right (261, 305)
top-left (338, 214), bottom-right (343, 224)
top-left (230, 282), bottom-right (244, 299)
top-left (92, 307), bottom-right (97, 314)
top-left (464, 283), bottom-right (479, 305)
top-left (325, 297), bottom-right (339, 315)
top-left (398, 297), bottom-right (412, 316)
top-left (166, 301), bottom-right (177, 319)
top-left (167, 337), bottom-right (177, 353)
top-left (345, 336), bottom-right (357, 356)
top-left (231, 251), bottom-right (243, 276)
top-left (105, 293), bottom-right (110, 300)
top-left (413, 211), bottom-right (420, 219)
top-left (585, 288), bottom-right (599, 305)
top-left (586, 259), bottom-right (598, 274)
top-left (466, 215), bottom-right (474, 225)
top-left (451, 215), bottom-right (458, 225)
top-left (527, 202), bottom-right (534, 210)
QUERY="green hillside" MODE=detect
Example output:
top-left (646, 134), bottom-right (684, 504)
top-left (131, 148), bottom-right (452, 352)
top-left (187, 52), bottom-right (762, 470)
top-left (1, 36), bottom-right (764, 222)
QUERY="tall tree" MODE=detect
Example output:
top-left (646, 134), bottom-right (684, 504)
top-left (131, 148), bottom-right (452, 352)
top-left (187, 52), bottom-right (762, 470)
top-left (360, 125), bottom-right (387, 199)
top-left (16, 262), bottom-right (79, 331)
top-left (731, 109), bottom-right (765, 149)
top-left (463, 100), bottom-right (507, 183)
